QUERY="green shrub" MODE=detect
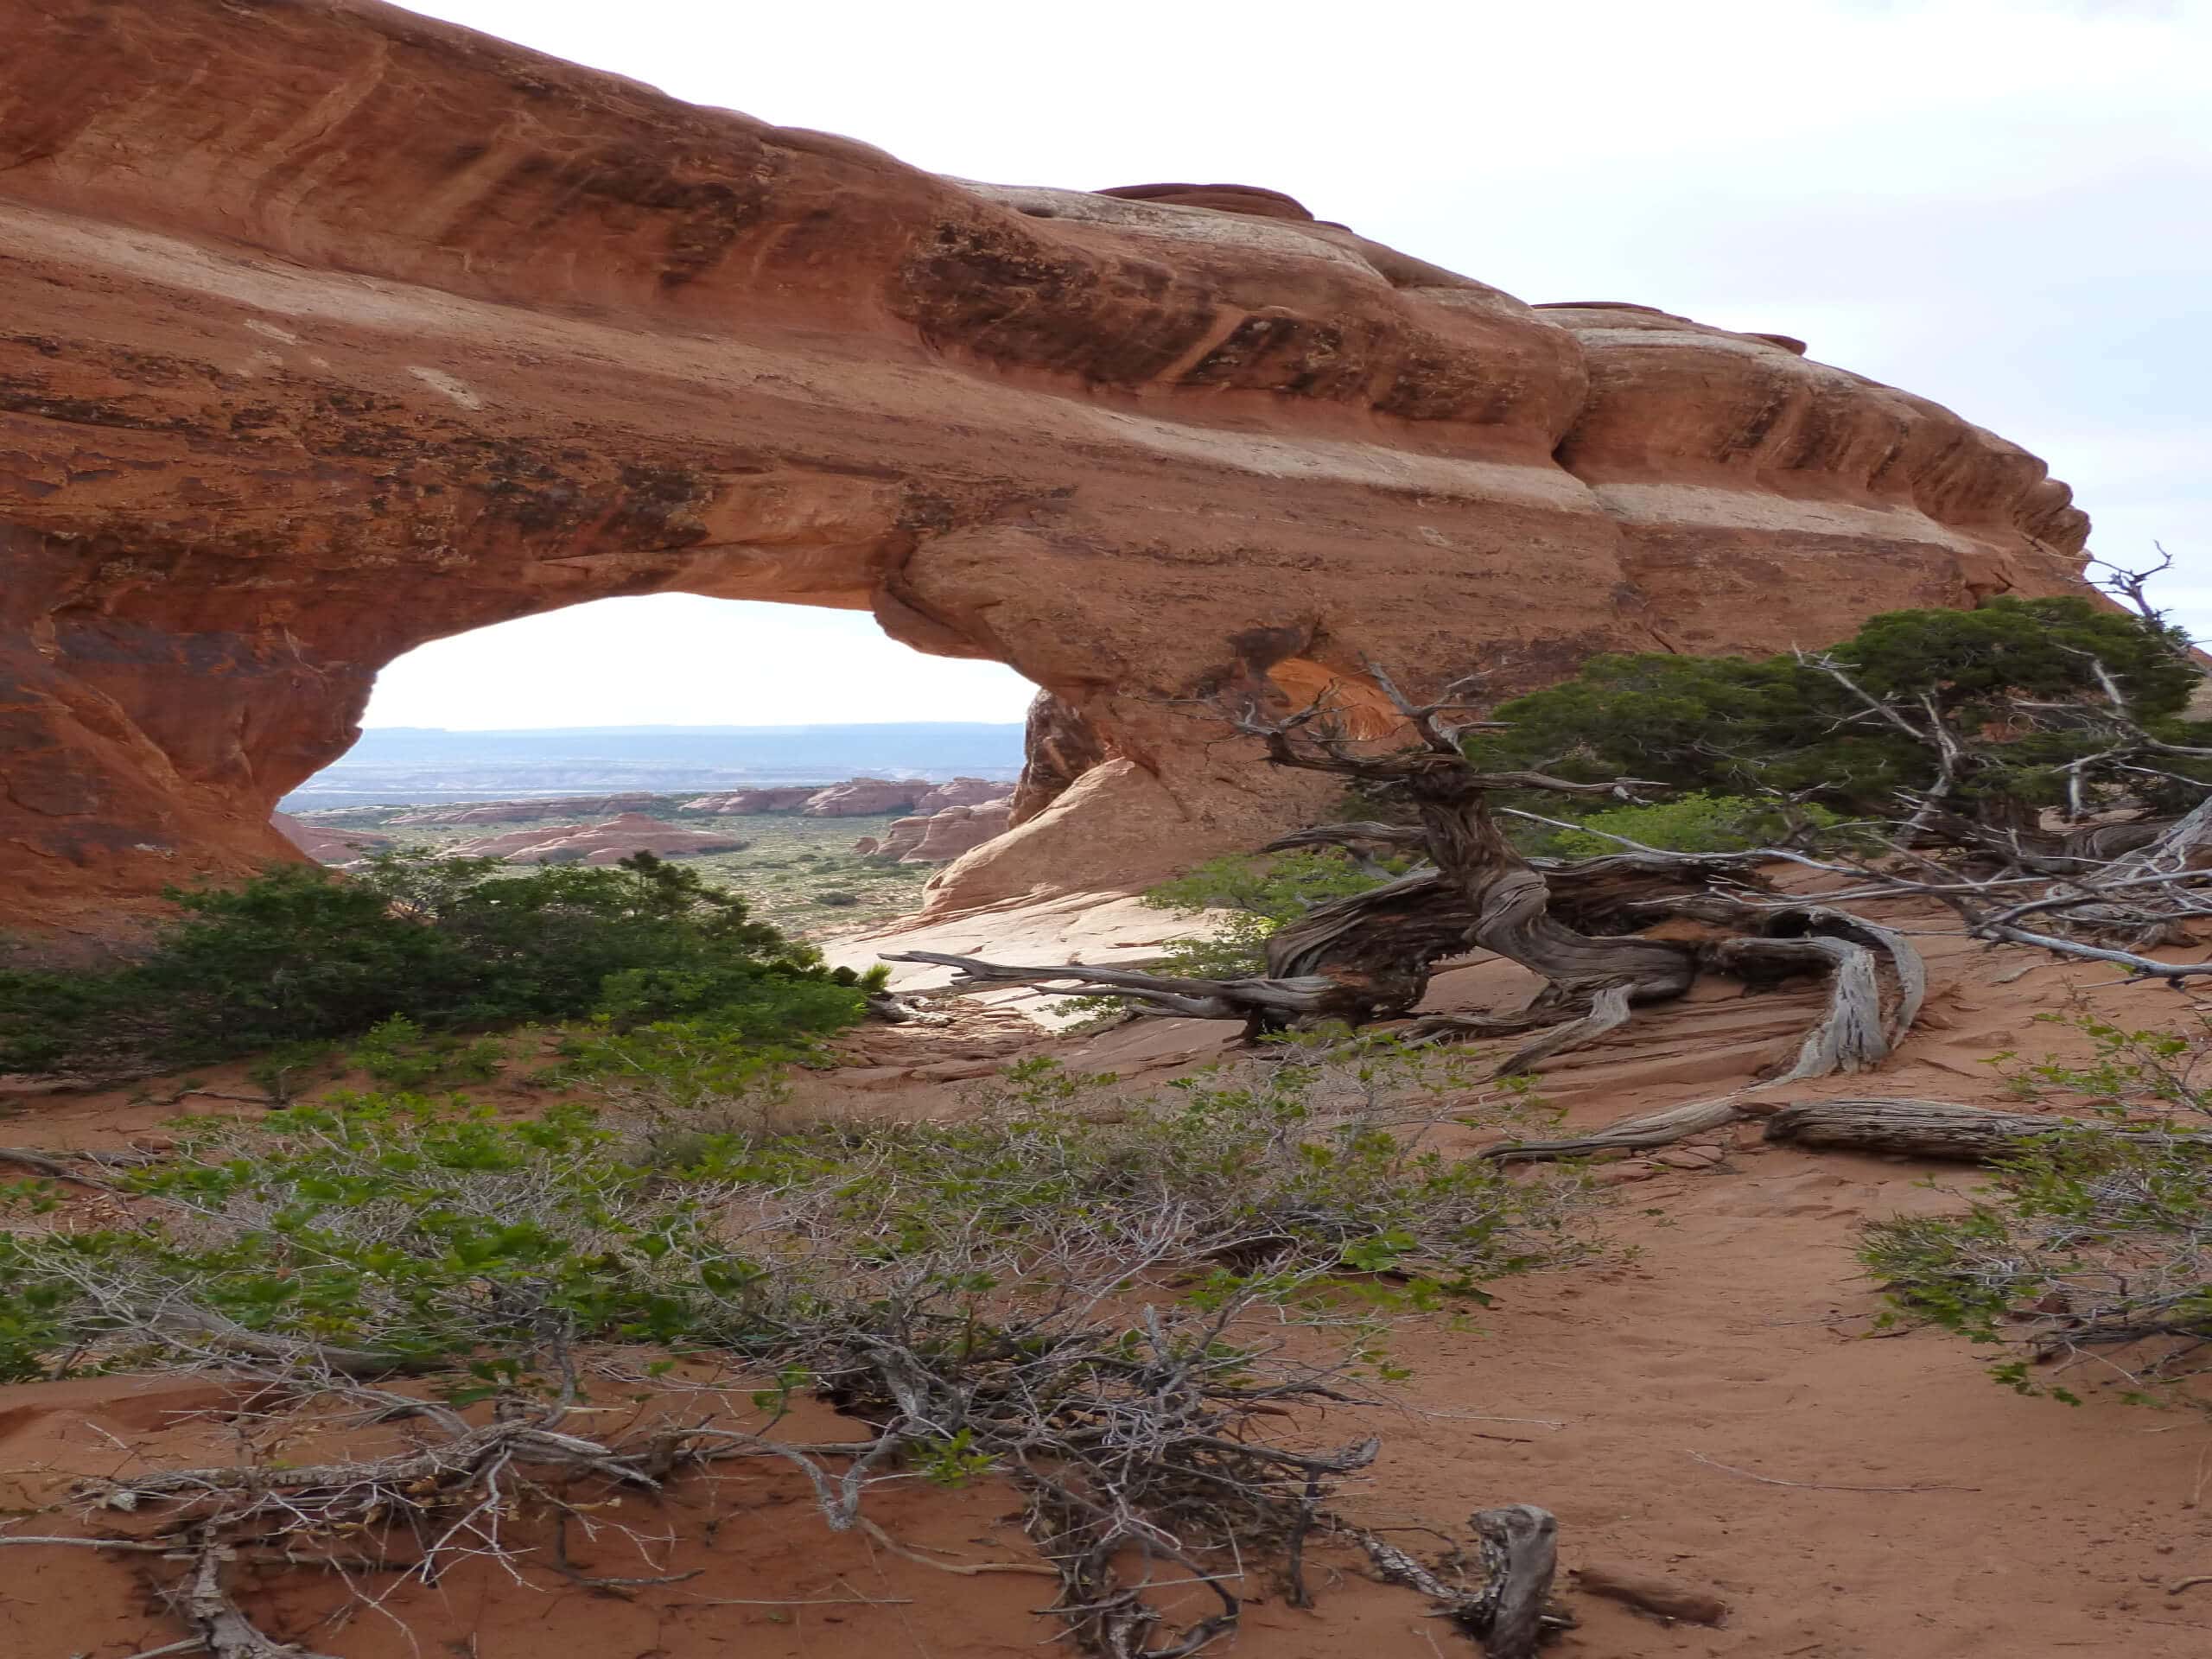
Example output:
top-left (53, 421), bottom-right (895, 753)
top-left (1536, 792), bottom-right (1848, 856)
top-left (0, 851), bottom-right (850, 1077)
top-left (0, 1039), bottom-right (1589, 1389)
top-left (1860, 1014), bottom-right (2212, 1414)
top-left (1467, 596), bottom-right (2210, 823)
top-left (1139, 849), bottom-right (1400, 979)
top-left (812, 889), bottom-right (861, 907)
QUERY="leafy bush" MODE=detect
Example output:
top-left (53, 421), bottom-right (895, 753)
top-left (1860, 1014), bottom-right (2212, 1414)
top-left (812, 889), bottom-right (861, 907)
top-left (0, 1039), bottom-right (1589, 1389)
top-left (0, 851), bottom-right (855, 1077)
top-left (1137, 849), bottom-right (1400, 979)
top-left (1467, 596), bottom-right (2210, 823)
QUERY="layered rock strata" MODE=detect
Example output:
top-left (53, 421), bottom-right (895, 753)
top-left (0, 0), bottom-right (2092, 949)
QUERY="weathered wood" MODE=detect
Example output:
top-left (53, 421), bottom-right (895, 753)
top-left (1484, 1092), bottom-right (1749, 1163)
top-left (1758, 1096), bottom-right (2212, 1160)
top-left (1491, 983), bottom-right (1633, 1078)
top-left (1469, 1503), bottom-right (1559, 1659)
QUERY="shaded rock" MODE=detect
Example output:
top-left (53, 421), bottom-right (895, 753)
top-left (1010, 693), bottom-right (1111, 827)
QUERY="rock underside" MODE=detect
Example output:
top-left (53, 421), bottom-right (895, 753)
top-left (0, 0), bottom-right (2093, 952)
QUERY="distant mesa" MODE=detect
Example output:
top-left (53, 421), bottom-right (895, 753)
top-left (683, 777), bottom-right (1015, 820)
top-left (444, 813), bottom-right (748, 866)
top-left (389, 794), bottom-right (664, 826)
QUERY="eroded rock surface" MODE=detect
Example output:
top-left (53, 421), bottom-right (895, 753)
top-left (0, 0), bottom-right (2092, 950)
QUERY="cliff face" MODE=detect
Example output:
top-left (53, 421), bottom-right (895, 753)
top-left (0, 0), bottom-right (2090, 949)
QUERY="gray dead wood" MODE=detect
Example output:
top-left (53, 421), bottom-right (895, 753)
top-left (1761, 1096), bottom-right (2212, 1160)
top-left (1353, 1503), bottom-right (1562, 1656)
top-left (1470, 1504), bottom-right (1560, 1659)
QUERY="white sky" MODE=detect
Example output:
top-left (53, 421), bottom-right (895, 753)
top-left (364, 0), bottom-right (2211, 731)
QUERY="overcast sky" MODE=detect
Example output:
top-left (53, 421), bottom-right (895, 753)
top-left (363, 0), bottom-right (2209, 731)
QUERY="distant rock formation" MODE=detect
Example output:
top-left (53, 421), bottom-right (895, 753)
top-left (913, 778), bottom-right (1014, 814)
top-left (679, 786), bottom-right (823, 815)
top-left (859, 799), bottom-right (1014, 864)
top-left (271, 813), bottom-right (395, 865)
top-left (391, 795), bottom-right (661, 826)
top-left (800, 779), bottom-right (927, 817)
top-left (448, 814), bottom-right (747, 865)
top-left (903, 801), bottom-right (1014, 863)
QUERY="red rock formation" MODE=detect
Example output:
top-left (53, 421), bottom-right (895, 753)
top-left (439, 823), bottom-right (592, 860)
top-left (1009, 693), bottom-right (1113, 826)
top-left (912, 778), bottom-right (1014, 814)
top-left (390, 794), bottom-right (662, 826)
top-left (801, 780), bottom-right (926, 818)
top-left (868, 817), bottom-right (931, 861)
top-left (270, 813), bottom-right (393, 865)
top-left (902, 801), bottom-right (1013, 864)
top-left (861, 801), bottom-right (1013, 864)
top-left (0, 0), bottom-right (2094, 950)
top-left (449, 814), bottom-right (745, 865)
top-left (681, 786), bottom-right (823, 815)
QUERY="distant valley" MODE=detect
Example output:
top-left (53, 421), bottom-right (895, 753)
top-left (281, 721), bottom-right (1027, 809)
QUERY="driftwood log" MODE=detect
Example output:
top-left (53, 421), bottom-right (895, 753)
top-left (1762, 1096), bottom-right (2212, 1160)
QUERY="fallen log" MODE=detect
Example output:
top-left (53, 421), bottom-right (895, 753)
top-left (1761, 1096), bottom-right (2212, 1160)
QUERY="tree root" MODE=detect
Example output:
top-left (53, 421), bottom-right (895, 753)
top-left (1352, 1503), bottom-right (1563, 1657)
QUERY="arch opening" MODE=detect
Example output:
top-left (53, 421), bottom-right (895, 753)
top-left (276, 594), bottom-right (1043, 941)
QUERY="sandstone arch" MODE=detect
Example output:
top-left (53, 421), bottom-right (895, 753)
top-left (0, 0), bottom-right (2092, 952)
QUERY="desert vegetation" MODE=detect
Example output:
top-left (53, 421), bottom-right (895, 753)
top-left (0, 1044), bottom-right (1588, 1657)
top-left (0, 852), bottom-right (873, 1080)
top-left (916, 578), bottom-right (2212, 1153)
top-left (7, 580), bottom-right (2212, 1655)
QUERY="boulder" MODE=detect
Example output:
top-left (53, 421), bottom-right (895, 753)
top-left (0, 0), bottom-right (2097, 949)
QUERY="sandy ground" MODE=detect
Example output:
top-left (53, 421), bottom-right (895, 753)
top-left (4, 905), bottom-right (2212, 1656)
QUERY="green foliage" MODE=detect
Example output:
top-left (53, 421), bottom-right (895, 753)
top-left (350, 1016), bottom-right (507, 1090)
top-left (1860, 1014), bottom-right (2212, 1414)
top-left (0, 851), bottom-right (855, 1077)
top-left (1139, 849), bottom-right (1399, 979)
top-left (0, 1039), bottom-right (1591, 1391)
top-left (1468, 596), bottom-right (2210, 823)
top-left (1536, 792), bottom-right (1847, 857)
